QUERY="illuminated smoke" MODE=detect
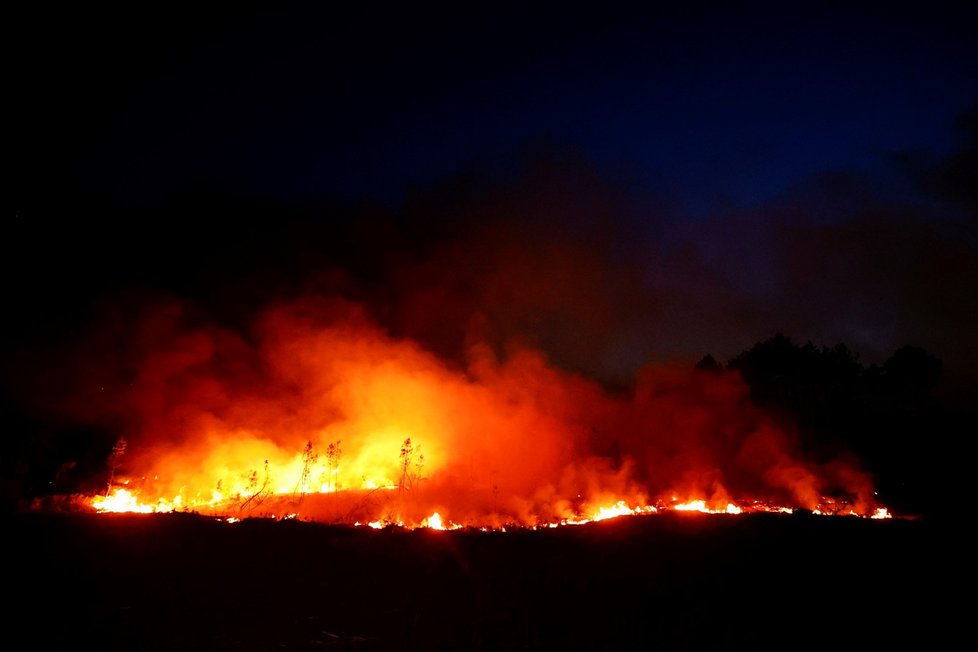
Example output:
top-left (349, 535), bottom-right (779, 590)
top-left (71, 294), bottom-right (878, 525)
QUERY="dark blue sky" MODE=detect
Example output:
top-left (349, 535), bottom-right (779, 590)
top-left (8, 2), bottom-right (978, 390)
top-left (13, 3), bottom-right (976, 211)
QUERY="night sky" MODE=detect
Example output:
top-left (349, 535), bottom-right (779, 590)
top-left (7, 3), bottom-right (978, 401)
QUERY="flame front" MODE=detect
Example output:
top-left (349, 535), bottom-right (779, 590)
top-left (64, 298), bottom-right (888, 526)
top-left (91, 488), bottom-right (155, 514)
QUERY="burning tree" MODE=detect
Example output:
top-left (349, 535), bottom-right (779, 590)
top-left (322, 440), bottom-right (342, 493)
top-left (105, 436), bottom-right (127, 497)
top-left (295, 440), bottom-right (318, 497)
top-left (398, 438), bottom-right (424, 495)
top-left (240, 460), bottom-right (272, 514)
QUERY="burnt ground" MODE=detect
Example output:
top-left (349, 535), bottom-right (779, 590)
top-left (6, 511), bottom-right (960, 651)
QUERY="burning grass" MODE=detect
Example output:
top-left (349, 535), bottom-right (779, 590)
top-left (35, 297), bottom-right (895, 529)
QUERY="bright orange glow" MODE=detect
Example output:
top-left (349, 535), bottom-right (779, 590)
top-left (591, 500), bottom-right (656, 521)
top-left (54, 298), bottom-right (892, 526)
top-left (91, 488), bottom-right (157, 514)
top-left (87, 482), bottom-right (894, 526)
top-left (674, 499), bottom-right (708, 512)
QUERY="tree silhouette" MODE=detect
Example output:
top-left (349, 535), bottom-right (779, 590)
top-left (694, 354), bottom-right (723, 373)
top-left (240, 460), bottom-right (271, 513)
top-left (105, 436), bottom-right (127, 497)
top-left (398, 438), bottom-right (424, 495)
top-left (295, 440), bottom-right (318, 497)
top-left (323, 440), bottom-right (342, 494)
top-left (726, 333), bottom-right (949, 516)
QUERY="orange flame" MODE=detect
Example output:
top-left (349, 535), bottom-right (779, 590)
top-left (59, 298), bottom-right (890, 526)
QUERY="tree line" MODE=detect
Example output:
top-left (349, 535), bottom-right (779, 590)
top-left (698, 333), bottom-right (955, 517)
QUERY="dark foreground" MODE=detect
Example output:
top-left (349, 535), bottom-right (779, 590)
top-left (7, 511), bottom-right (959, 650)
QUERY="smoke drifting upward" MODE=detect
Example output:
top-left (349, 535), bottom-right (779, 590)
top-left (18, 147), bottom-right (969, 522)
top-left (53, 289), bottom-right (876, 525)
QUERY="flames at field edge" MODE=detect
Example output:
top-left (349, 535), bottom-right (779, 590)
top-left (40, 298), bottom-right (901, 529)
top-left (83, 485), bottom-right (892, 529)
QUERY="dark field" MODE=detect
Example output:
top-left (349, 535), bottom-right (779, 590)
top-left (7, 511), bottom-right (958, 650)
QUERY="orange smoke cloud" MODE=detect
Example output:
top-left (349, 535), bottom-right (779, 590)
top-left (65, 293), bottom-right (878, 525)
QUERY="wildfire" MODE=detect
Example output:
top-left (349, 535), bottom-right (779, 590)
top-left (591, 500), bottom-right (657, 521)
top-left (420, 512), bottom-right (462, 530)
top-left (91, 488), bottom-right (156, 514)
top-left (85, 485), bottom-right (895, 528)
top-left (46, 298), bottom-right (895, 527)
